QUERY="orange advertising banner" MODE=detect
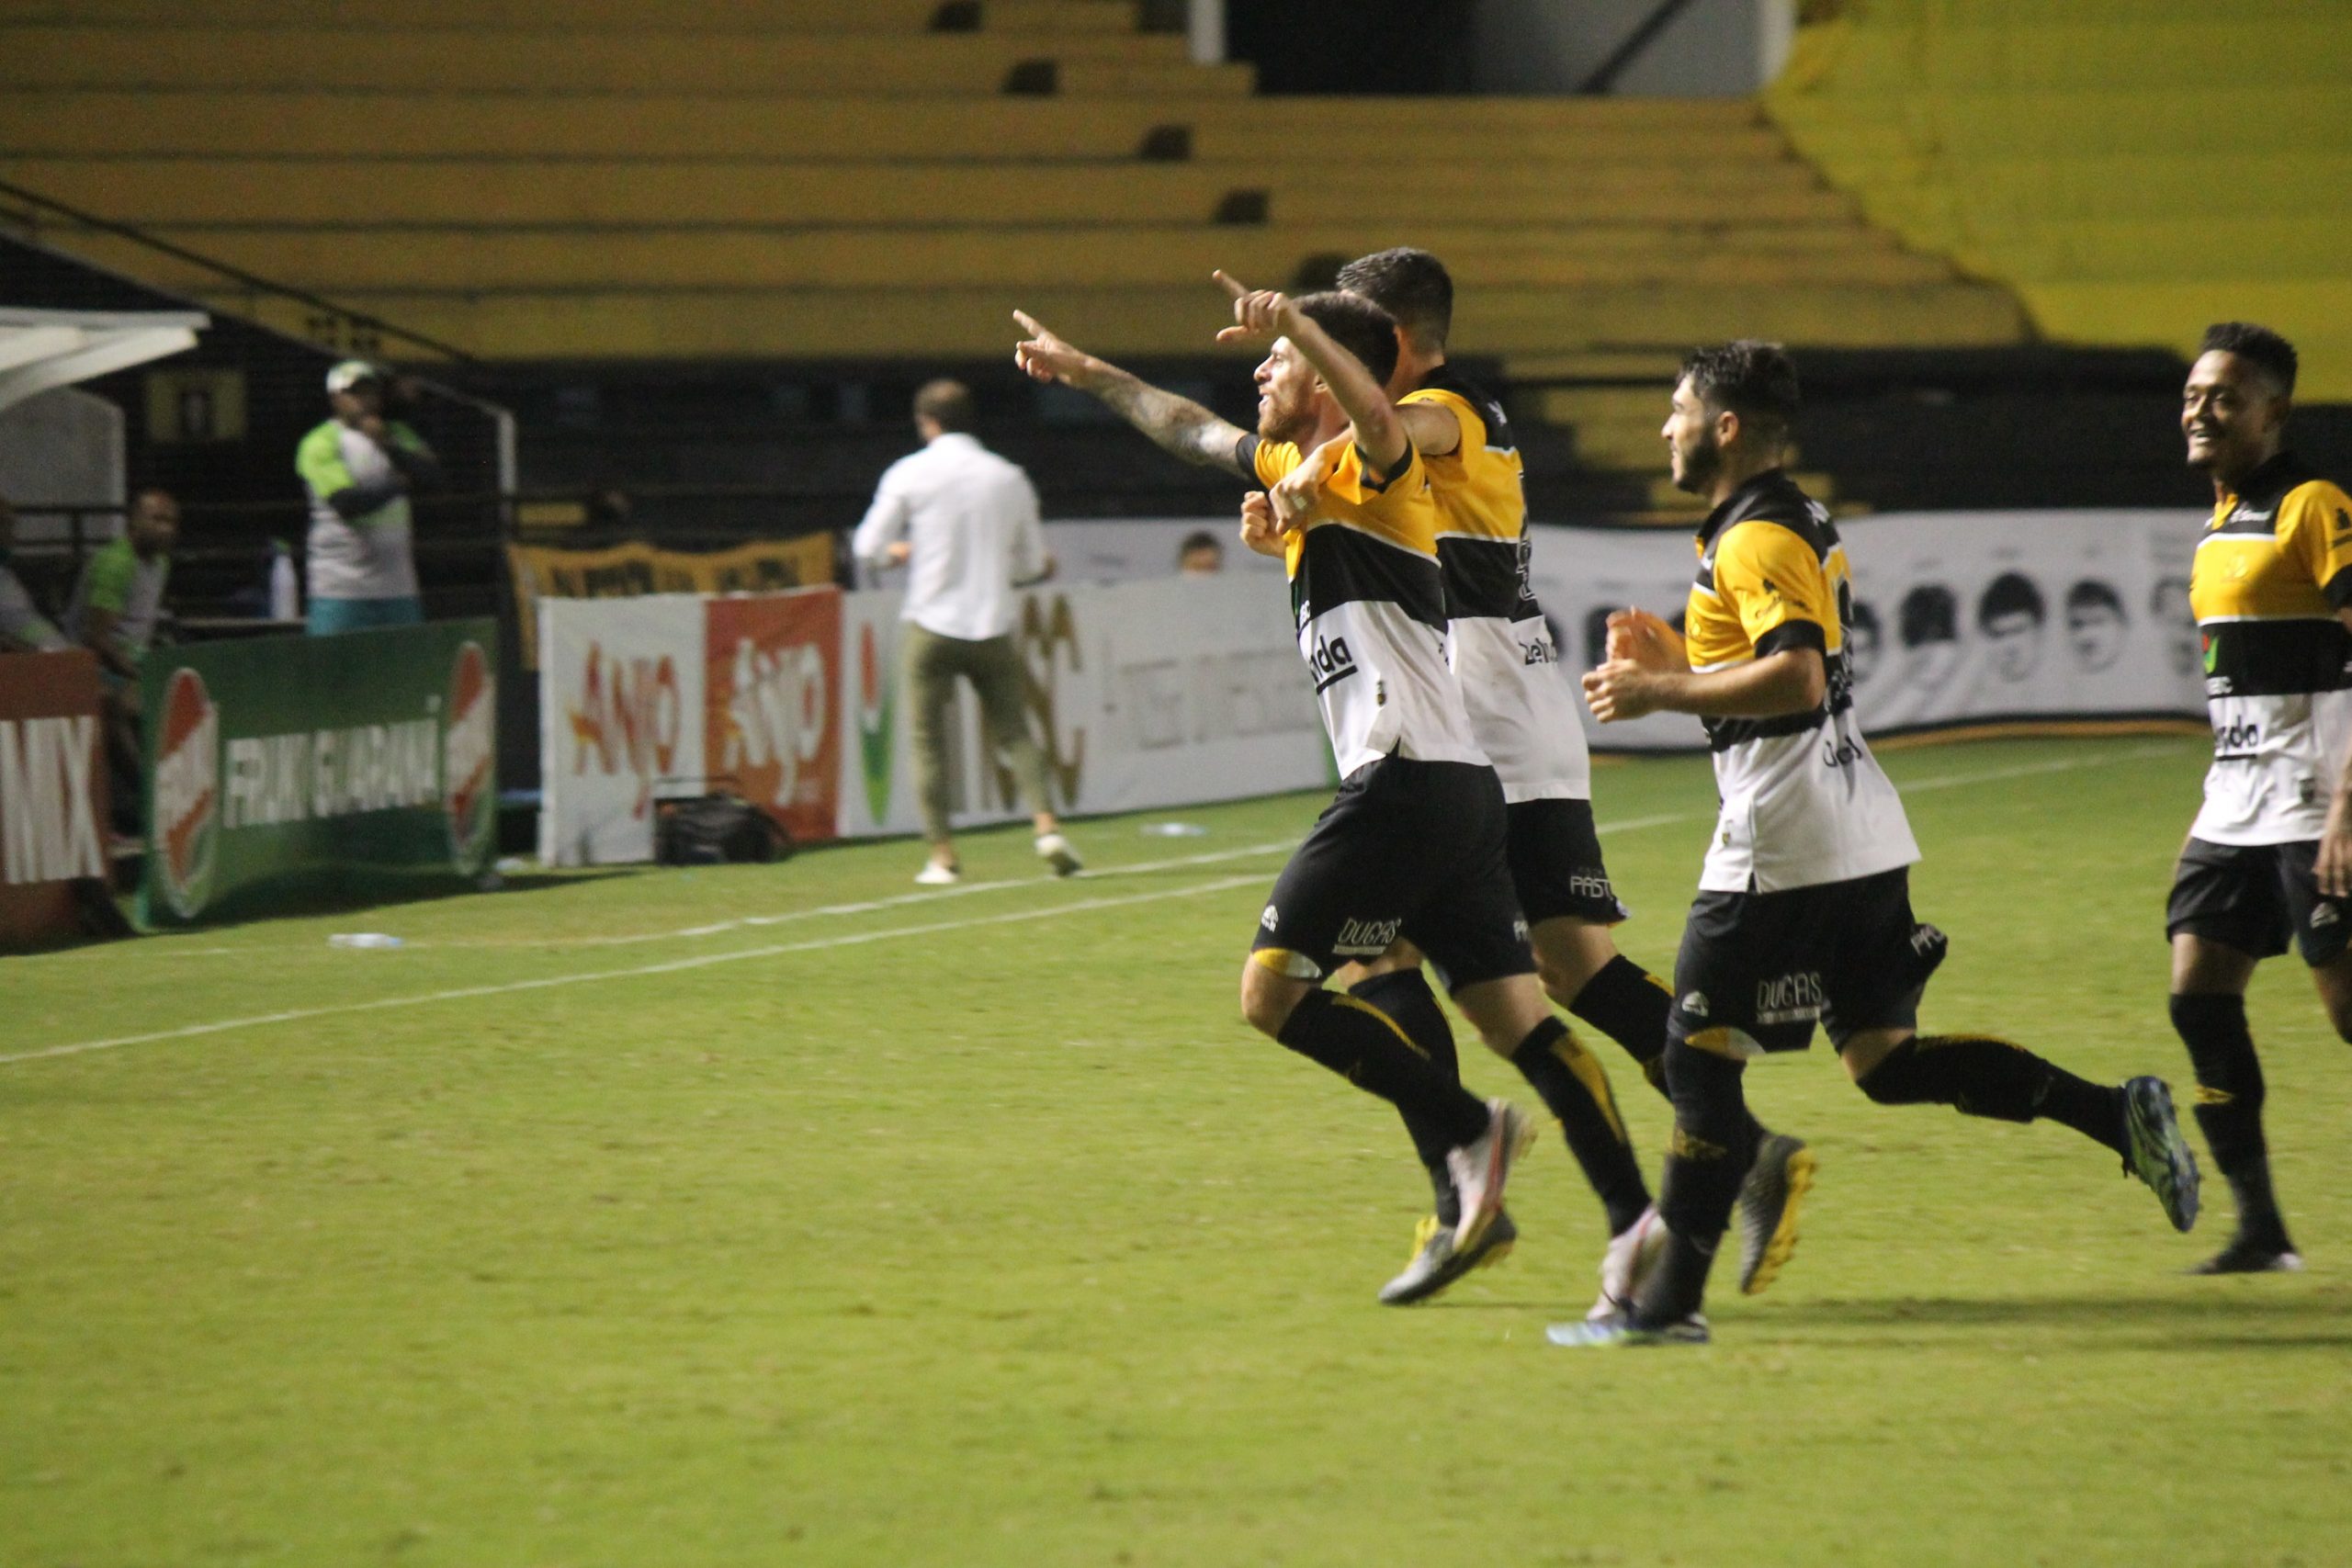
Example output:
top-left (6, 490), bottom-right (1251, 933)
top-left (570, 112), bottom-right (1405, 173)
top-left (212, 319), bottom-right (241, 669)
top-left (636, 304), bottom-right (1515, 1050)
top-left (506, 534), bottom-right (838, 669)
top-left (704, 589), bottom-right (841, 845)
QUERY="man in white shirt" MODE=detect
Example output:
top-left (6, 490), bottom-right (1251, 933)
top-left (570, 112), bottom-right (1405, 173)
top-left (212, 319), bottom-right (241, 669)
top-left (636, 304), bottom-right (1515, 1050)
top-left (852, 379), bottom-right (1079, 886)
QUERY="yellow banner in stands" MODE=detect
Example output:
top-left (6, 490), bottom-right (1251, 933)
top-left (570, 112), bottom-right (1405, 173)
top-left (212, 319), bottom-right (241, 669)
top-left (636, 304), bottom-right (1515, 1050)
top-left (506, 536), bottom-right (838, 668)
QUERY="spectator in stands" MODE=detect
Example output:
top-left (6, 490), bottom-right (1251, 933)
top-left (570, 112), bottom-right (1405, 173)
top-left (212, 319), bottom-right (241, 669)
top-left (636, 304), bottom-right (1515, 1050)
top-left (1177, 529), bottom-right (1225, 575)
top-left (0, 495), bottom-right (68, 654)
top-left (851, 378), bottom-right (1079, 886)
top-left (66, 488), bottom-right (176, 681)
top-left (298, 359), bottom-right (441, 635)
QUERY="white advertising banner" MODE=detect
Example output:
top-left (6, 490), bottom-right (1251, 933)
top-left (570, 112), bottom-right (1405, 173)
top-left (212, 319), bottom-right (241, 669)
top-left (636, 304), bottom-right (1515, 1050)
top-left (1523, 508), bottom-right (2210, 751)
top-left (537, 595), bottom-right (705, 865)
top-left (838, 573), bottom-right (1329, 839)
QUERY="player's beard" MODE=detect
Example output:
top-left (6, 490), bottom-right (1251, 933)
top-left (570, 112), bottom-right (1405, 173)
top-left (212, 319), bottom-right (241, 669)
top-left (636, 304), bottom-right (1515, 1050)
top-left (1258, 384), bottom-right (1313, 446)
top-left (1671, 427), bottom-right (1722, 495)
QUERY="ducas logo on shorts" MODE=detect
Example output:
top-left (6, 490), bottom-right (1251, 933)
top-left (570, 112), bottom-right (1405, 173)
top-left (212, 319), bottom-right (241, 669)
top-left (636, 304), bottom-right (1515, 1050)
top-left (153, 667), bottom-right (220, 919)
top-left (443, 640), bottom-right (496, 870)
top-left (857, 620), bottom-right (895, 825)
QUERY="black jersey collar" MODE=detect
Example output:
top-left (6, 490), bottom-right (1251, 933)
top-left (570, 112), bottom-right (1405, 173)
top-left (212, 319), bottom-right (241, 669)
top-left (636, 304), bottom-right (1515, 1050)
top-left (1694, 468), bottom-right (1804, 550)
top-left (2224, 450), bottom-right (2318, 514)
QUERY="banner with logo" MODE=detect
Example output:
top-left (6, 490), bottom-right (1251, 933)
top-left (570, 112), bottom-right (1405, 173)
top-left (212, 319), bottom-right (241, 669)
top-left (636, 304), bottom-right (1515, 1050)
top-left (839, 574), bottom-right (1328, 839)
top-left (140, 621), bottom-right (498, 928)
top-left (1522, 508), bottom-right (2209, 750)
top-left (508, 535), bottom-right (839, 669)
top-left (538, 587), bottom-right (842, 864)
top-left (0, 649), bottom-right (108, 950)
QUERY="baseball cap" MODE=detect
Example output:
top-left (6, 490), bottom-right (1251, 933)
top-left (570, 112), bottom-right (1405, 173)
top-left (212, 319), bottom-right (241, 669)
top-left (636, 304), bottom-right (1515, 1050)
top-left (325, 359), bottom-right (386, 393)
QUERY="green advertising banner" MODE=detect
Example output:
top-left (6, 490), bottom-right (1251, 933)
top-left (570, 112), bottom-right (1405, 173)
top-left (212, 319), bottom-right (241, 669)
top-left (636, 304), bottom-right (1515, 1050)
top-left (140, 620), bottom-right (498, 928)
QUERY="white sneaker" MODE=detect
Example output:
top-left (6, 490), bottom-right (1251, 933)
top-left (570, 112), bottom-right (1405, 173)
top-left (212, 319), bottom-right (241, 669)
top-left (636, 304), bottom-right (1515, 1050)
top-left (1035, 831), bottom-right (1082, 877)
top-left (1443, 1099), bottom-right (1533, 1253)
top-left (913, 861), bottom-right (961, 886)
top-left (1589, 1203), bottom-right (1668, 1321)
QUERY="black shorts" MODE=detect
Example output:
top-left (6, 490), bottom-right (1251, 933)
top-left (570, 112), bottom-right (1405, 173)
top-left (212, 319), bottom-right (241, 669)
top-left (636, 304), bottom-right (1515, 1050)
top-left (2166, 837), bottom-right (2352, 966)
top-left (1505, 797), bottom-right (1631, 927)
top-left (1667, 866), bottom-right (1949, 1055)
top-left (1252, 756), bottom-right (1535, 992)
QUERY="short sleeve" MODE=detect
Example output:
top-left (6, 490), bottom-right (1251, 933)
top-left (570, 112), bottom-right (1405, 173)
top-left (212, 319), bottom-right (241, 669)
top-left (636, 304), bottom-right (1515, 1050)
top-left (1713, 522), bottom-right (1832, 658)
top-left (80, 544), bottom-right (134, 615)
top-left (1400, 386), bottom-right (1483, 455)
top-left (2283, 481), bottom-right (2352, 609)
top-left (296, 423), bottom-right (354, 498)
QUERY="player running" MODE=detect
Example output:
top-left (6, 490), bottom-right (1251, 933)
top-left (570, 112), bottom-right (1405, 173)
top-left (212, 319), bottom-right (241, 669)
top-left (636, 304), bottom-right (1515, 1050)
top-left (1013, 281), bottom-right (1624, 1275)
top-left (1556, 341), bottom-right (2202, 1347)
top-left (2166, 321), bottom-right (2352, 1274)
top-left (1268, 249), bottom-right (1810, 1313)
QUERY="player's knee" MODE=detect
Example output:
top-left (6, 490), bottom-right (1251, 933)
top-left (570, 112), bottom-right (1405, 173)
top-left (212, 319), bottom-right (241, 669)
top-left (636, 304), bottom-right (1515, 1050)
top-left (1853, 1041), bottom-right (1923, 1105)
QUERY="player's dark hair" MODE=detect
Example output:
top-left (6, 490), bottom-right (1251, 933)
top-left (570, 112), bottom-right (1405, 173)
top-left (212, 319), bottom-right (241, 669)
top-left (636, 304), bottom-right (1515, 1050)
top-left (1294, 291), bottom-right (1401, 389)
top-left (1679, 340), bottom-right (1800, 446)
top-left (1899, 583), bottom-right (1958, 647)
top-left (1977, 572), bottom-right (2045, 630)
top-left (1334, 248), bottom-right (1453, 351)
top-left (2199, 321), bottom-right (2297, 399)
top-left (2065, 580), bottom-right (2126, 619)
top-left (913, 378), bottom-right (977, 434)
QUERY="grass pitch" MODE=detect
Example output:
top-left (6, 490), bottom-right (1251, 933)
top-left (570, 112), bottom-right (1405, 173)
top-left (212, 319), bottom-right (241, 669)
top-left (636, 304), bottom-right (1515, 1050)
top-left (4, 735), bottom-right (2348, 1567)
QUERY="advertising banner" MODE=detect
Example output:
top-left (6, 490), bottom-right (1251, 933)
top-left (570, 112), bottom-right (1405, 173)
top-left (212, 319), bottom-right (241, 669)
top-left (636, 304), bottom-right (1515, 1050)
top-left (1525, 508), bottom-right (2210, 750)
top-left (139, 621), bottom-right (497, 928)
top-left (538, 587), bottom-right (841, 864)
top-left (508, 535), bottom-right (838, 669)
top-left (839, 573), bottom-right (1328, 839)
top-left (0, 648), bottom-right (107, 950)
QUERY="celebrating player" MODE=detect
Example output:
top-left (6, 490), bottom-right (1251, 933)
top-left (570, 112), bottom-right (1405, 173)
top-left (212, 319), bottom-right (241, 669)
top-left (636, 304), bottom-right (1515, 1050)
top-left (1014, 282), bottom-right (1626, 1272)
top-left (1557, 341), bottom-right (2202, 1346)
top-left (1266, 248), bottom-right (1812, 1313)
top-left (2166, 321), bottom-right (2352, 1274)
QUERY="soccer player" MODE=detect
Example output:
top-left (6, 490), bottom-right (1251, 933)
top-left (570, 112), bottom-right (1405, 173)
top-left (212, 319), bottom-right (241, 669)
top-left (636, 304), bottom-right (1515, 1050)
top-left (2167, 321), bottom-right (2352, 1274)
top-left (1557, 341), bottom-right (2202, 1346)
top-left (1269, 248), bottom-right (1812, 1312)
top-left (1013, 283), bottom-right (1621, 1269)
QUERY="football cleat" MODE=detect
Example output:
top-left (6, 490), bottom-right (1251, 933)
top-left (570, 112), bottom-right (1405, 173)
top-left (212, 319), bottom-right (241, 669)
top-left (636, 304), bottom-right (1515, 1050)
top-left (1589, 1204), bottom-right (1668, 1321)
top-left (1736, 1134), bottom-right (1816, 1296)
top-left (913, 861), bottom-right (962, 886)
top-left (1378, 1210), bottom-right (1519, 1306)
top-left (1035, 832), bottom-right (1083, 877)
top-left (1547, 1310), bottom-right (1710, 1348)
top-left (2121, 1076), bottom-right (2201, 1233)
top-left (1445, 1099), bottom-right (1534, 1254)
top-left (2188, 1236), bottom-right (2303, 1275)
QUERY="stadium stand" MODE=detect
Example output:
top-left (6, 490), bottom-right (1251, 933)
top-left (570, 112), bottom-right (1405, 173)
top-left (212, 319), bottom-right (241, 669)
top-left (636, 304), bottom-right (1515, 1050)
top-left (1768, 0), bottom-right (2352, 402)
top-left (0, 0), bottom-right (2030, 526)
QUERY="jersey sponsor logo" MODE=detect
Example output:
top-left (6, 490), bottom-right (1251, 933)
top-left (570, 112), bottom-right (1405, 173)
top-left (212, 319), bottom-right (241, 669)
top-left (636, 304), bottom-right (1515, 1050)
top-left (1332, 914), bottom-right (1403, 955)
top-left (1521, 637), bottom-right (1557, 667)
top-left (1909, 924), bottom-right (1948, 958)
top-left (153, 667), bottom-right (220, 919)
top-left (1821, 734), bottom-right (1861, 768)
top-left (1755, 970), bottom-right (1826, 1026)
top-left (2212, 716), bottom-right (2262, 759)
top-left (444, 640), bottom-right (496, 871)
top-left (1307, 632), bottom-right (1359, 694)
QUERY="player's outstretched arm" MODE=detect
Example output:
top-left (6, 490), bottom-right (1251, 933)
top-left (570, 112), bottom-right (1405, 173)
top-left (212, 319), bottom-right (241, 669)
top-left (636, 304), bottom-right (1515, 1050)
top-left (1214, 271), bottom-right (1409, 476)
top-left (1012, 310), bottom-right (1253, 479)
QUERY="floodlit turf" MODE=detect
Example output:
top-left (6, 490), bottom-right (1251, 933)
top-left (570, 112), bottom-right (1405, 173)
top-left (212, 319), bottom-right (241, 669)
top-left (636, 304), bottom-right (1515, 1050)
top-left (5, 734), bottom-right (2349, 1567)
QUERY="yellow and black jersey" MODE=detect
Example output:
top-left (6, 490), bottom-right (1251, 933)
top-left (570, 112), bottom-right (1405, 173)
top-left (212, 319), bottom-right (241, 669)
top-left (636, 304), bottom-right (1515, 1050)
top-left (1686, 470), bottom-right (1917, 893)
top-left (1238, 432), bottom-right (1484, 778)
top-left (1406, 367), bottom-right (1590, 803)
top-left (2189, 452), bottom-right (2352, 845)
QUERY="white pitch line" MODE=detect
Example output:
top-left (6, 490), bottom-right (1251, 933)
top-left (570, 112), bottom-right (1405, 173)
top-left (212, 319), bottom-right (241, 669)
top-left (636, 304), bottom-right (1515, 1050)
top-left (0, 873), bottom-right (1270, 1068)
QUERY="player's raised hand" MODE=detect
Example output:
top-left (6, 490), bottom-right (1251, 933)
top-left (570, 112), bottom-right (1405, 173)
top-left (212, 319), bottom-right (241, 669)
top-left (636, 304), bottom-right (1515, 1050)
top-left (1238, 491), bottom-right (1286, 558)
top-left (1213, 270), bottom-right (1296, 344)
top-left (1012, 310), bottom-right (1100, 388)
top-left (1269, 434), bottom-right (1346, 531)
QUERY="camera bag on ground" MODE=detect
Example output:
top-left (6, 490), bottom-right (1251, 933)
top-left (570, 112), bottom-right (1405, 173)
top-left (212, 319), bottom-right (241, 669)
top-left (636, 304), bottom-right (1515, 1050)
top-left (654, 795), bottom-right (795, 865)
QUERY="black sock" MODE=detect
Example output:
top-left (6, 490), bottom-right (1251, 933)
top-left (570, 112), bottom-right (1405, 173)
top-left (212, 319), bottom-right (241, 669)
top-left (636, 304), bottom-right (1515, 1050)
top-left (2171, 993), bottom-right (2290, 1247)
top-left (1567, 955), bottom-right (1670, 1069)
top-left (1638, 1038), bottom-right (1753, 1319)
top-left (1510, 1017), bottom-right (1651, 1235)
top-left (1860, 1034), bottom-right (2127, 1156)
top-left (1276, 988), bottom-right (1488, 1149)
top-left (1350, 969), bottom-right (1464, 1225)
